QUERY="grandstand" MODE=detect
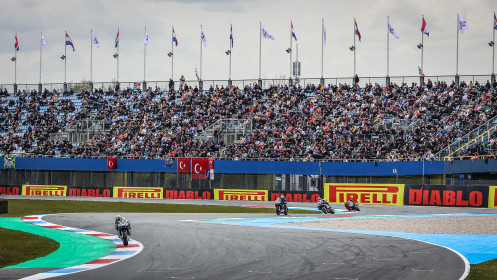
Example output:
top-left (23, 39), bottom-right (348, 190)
top-left (1, 77), bottom-right (497, 162)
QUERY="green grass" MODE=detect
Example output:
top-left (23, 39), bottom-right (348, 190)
top-left (467, 259), bottom-right (497, 280)
top-left (0, 227), bottom-right (59, 268)
top-left (0, 199), bottom-right (315, 217)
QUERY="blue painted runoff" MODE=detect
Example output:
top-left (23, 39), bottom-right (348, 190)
top-left (197, 213), bottom-right (497, 264)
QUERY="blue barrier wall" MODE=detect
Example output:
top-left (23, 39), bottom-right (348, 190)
top-left (0, 157), bottom-right (445, 176)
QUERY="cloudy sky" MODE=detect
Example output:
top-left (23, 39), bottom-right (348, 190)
top-left (0, 0), bottom-right (496, 86)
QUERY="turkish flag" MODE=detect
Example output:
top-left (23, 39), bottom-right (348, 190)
top-left (177, 158), bottom-right (191, 173)
top-left (208, 158), bottom-right (214, 170)
top-left (192, 158), bottom-right (209, 179)
top-left (107, 157), bottom-right (117, 169)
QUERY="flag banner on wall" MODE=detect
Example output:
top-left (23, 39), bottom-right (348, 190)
top-left (4, 155), bottom-right (16, 169)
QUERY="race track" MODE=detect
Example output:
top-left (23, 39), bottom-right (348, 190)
top-left (1, 199), bottom-right (495, 280)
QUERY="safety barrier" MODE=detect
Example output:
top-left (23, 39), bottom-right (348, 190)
top-left (2, 184), bottom-right (497, 208)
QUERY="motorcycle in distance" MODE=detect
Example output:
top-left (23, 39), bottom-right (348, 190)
top-left (117, 220), bottom-right (131, 246)
top-left (344, 200), bottom-right (360, 211)
top-left (319, 203), bottom-right (335, 214)
top-left (275, 199), bottom-right (288, 216)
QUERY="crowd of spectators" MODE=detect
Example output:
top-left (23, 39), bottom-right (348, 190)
top-left (1, 78), bottom-right (496, 161)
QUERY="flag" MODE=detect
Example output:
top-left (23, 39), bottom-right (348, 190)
top-left (14, 35), bottom-right (19, 51)
top-left (195, 67), bottom-right (199, 80)
top-left (494, 13), bottom-right (497, 30)
top-left (173, 28), bottom-right (178, 46)
top-left (144, 32), bottom-right (150, 45)
top-left (355, 20), bottom-right (361, 42)
top-left (191, 158), bottom-right (209, 179)
top-left (107, 157), bottom-right (117, 169)
top-left (458, 16), bottom-right (468, 33)
top-left (230, 25), bottom-right (233, 48)
top-left (92, 32), bottom-right (100, 48)
top-left (261, 25), bottom-right (275, 40)
top-left (115, 30), bottom-right (119, 48)
top-left (177, 158), bottom-right (191, 173)
top-left (3, 155), bottom-right (16, 169)
top-left (291, 22), bottom-right (297, 41)
top-left (41, 35), bottom-right (46, 47)
top-left (201, 27), bottom-right (207, 47)
top-left (322, 21), bottom-right (326, 46)
top-left (65, 32), bottom-right (75, 51)
top-left (421, 18), bottom-right (430, 36)
top-left (388, 19), bottom-right (399, 39)
top-left (418, 66), bottom-right (425, 77)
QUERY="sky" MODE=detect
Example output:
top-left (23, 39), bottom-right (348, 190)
top-left (0, 0), bottom-right (496, 87)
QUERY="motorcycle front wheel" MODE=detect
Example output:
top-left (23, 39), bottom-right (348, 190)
top-left (122, 230), bottom-right (128, 246)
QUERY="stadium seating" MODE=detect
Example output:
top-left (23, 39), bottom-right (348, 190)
top-left (0, 80), bottom-right (496, 160)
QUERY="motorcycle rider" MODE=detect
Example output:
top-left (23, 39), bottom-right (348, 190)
top-left (115, 214), bottom-right (131, 238)
top-left (317, 197), bottom-right (330, 211)
top-left (344, 199), bottom-right (357, 211)
top-left (275, 195), bottom-right (288, 211)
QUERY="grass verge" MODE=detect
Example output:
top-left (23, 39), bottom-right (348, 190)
top-left (0, 227), bottom-right (59, 268)
top-left (0, 199), bottom-right (316, 217)
top-left (467, 259), bottom-right (497, 280)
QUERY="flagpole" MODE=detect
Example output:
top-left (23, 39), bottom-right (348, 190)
top-left (90, 29), bottom-right (93, 82)
top-left (64, 30), bottom-right (67, 87)
top-left (259, 22), bottom-right (262, 80)
top-left (321, 19), bottom-right (324, 81)
top-left (14, 33), bottom-right (17, 85)
top-left (492, 12), bottom-right (495, 77)
top-left (171, 26), bottom-right (174, 80)
top-left (40, 32), bottom-right (42, 84)
top-left (456, 13), bottom-right (459, 76)
top-left (421, 16), bottom-right (424, 70)
top-left (354, 18), bottom-right (357, 79)
top-left (289, 21), bottom-right (292, 85)
top-left (229, 24), bottom-right (232, 81)
top-left (117, 27), bottom-right (120, 83)
top-left (200, 25), bottom-right (203, 81)
top-left (144, 26), bottom-right (147, 84)
top-left (387, 16), bottom-right (390, 79)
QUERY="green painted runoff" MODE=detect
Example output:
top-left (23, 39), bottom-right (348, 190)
top-left (0, 217), bottom-right (115, 268)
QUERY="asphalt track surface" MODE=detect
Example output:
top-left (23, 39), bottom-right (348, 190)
top-left (1, 197), bottom-right (496, 280)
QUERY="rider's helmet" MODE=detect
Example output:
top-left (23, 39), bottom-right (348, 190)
top-left (115, 214), bottom-right (121, 222)
top-left (280, 195), bottom-right (285, 200)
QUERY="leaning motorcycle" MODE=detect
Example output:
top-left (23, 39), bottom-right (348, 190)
top-left (345, 202), bottom-right (360, 211)
top-left (117, 220), bottom-right (131, 246)
top-left (275, 203), bottom-right (288, 215)
top-left (319, 204), bottom-right (335, 214)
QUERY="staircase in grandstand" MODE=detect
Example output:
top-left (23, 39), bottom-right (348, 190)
top-left (50, 119), bottom-right (106, 143)
top-left (372, 118), bottom-right (422, 142)
top-left (196, 119), bottom-right (253, 144)
top-left (434, 114), bottom-right (497, 160)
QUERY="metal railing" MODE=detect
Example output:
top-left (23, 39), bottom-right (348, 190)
top-left (1, 74), bottom-right (493, 93)
top-left (196, 118), bottom-right (253, 144)
top-left (434, 114), bottom-right (497, 160)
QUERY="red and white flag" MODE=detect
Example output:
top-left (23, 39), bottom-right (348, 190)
top-left (421, 18), bottom-right (429, 36)
top-left (192, 158), bottom-right (209, 179)
top-left (177, 158), bottom-right (191, 173)
top-left (107, 157), bottom-right (117, 169)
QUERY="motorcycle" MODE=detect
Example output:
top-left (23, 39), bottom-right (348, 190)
top-left (117, 220), bottom-right (131, 246)
top-left (275, 202), bottom-right (288, 215)
top-left (345, 202), bottom-right (360, 211)
top-left (319, 203), bottom-right (335, 214)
